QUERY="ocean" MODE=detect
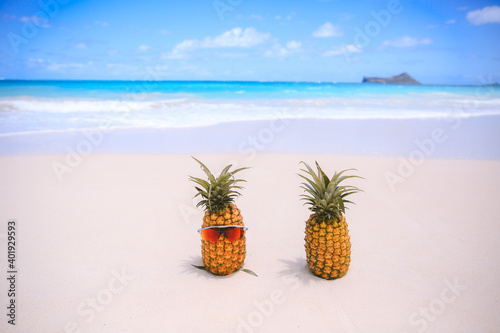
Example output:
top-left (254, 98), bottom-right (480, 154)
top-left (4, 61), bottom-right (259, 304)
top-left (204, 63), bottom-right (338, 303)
top-left (1, 80), bottom-right (500, 135)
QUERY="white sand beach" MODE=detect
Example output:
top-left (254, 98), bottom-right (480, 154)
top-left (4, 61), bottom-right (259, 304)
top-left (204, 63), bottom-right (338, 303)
top-left (2, 0), bottom-right (500, 330)
top-left (1, 145), bottom-right (500, 332)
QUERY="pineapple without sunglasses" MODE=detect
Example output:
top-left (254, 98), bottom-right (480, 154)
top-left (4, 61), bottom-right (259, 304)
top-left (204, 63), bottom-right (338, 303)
top-left (299, 161), bottom-right (362, 280)
top-left (190, 157), bottom-right (249, 276)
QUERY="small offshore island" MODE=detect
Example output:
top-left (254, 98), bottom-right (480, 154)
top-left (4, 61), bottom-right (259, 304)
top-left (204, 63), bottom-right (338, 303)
top-left (362, 72), bottom-right (421, 84)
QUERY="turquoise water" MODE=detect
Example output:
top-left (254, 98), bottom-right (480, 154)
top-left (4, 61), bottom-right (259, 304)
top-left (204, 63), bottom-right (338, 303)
top-left (1, 80), bottom-right (500, 134)
top-left (1, 80), bottom-right (499, 99)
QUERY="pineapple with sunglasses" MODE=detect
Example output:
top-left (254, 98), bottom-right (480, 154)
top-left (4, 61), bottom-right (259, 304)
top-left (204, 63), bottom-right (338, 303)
top-left (190, 157), bottom-right (249, 276)
top-left (299, 161), bottom-right (362, 280)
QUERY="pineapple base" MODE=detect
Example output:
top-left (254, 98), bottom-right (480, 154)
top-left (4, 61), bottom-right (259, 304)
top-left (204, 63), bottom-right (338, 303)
top-left (305, 214), bottom-right (351, 280)
top-left (201, 204), bottom-right (246, 276)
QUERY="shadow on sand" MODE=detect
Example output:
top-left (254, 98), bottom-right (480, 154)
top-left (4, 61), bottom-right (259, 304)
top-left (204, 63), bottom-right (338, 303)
top-left (180, 255), bottom-right (257, 280)
top-left (276, 257), bottom-right (318, 286)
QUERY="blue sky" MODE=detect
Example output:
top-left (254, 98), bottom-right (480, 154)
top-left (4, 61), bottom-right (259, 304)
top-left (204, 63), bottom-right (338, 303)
top-left (0, 0), bottom-right (499, 84)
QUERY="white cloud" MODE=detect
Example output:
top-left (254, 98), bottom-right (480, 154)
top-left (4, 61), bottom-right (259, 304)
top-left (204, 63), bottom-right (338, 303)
top-left (214, 52), bottom-right (248, 58)
top-left (26, 58), bottom-right (44, 67)
top-left (163, 27), bottom-right (270, 59)
top-left (286, 40), bottom-right (301, 50)
top-left (265, 44), bottom-right (289, 58)
top-left (19, 16), bottom-right (50, 28)
top-left (446, 19), bottom-right (456, 24)
top-left (466, 5), bottom-right (500, 25)
top-left (322, 44), bottom-right (362, 57)
top-left (381, 36), bottom-right (433, 48)
top-left (158, 30), bottom-right (170, 35)
top-left (207, 27), bottom-right (269, 47)
top-left (94, 21), bottom-right (110, 27)
top-left (106, 63), bottom-right (134, 71)
top-left (312, 22), bottom-right (343, 38)
top-left (171, 40), bottom-right (197, 53)
top-left (340, 13), bottom-right (353, 21)
top-left (20, 16), bottom-right (44, 23)
top-left (47, 62), bottom-right (87, 71)
top-left (265, 40), bottom-right (302, 58)
top-left (138, 45), bottom-right (150, 52)
top-left (74, 43), bottom-right (88, 50)
top-left (249, 14), bottom-right (263, 20)
top-left (274, 13), bottom-right (294, 21)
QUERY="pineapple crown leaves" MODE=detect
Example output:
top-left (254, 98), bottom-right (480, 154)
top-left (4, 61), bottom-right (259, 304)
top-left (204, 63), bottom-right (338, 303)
top-left (189, 157), bottom-right (249, 213)
top-left (299, 161), bottom-right (363, 223)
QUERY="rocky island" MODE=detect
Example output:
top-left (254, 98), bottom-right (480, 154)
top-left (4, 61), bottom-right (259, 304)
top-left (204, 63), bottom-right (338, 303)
top-left (362, 72), bottom-right (421, 84)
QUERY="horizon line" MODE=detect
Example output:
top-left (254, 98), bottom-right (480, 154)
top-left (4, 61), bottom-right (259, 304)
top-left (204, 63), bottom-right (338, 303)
top-left (1, 78), bottom-right (497, 87)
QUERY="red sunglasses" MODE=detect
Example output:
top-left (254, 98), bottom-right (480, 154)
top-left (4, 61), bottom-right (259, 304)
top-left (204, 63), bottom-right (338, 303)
top-left (197, 225), bottom-right (248, 242)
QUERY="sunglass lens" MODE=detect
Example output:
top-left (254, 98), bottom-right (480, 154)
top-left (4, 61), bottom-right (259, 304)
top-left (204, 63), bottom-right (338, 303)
top-left (200, 227), bottom-right (245, 242)
top-left (200, 228), bottom-right (221, 242)
top-left (224, 227), bottom-right (243, 242)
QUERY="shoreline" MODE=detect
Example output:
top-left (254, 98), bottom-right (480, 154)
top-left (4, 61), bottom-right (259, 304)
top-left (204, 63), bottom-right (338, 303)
top-left (1, 116), bottom-right (499, 160)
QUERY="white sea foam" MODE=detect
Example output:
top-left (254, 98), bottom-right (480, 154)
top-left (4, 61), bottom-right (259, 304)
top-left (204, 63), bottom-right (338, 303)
top-left (1, 94), bottom-right (500, 135)
top-left (0, 96), bottom-right (189, 113)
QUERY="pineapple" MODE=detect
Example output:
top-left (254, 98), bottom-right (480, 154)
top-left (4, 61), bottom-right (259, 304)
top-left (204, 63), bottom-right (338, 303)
top-left (299, 161), bottom-right (362, 280)
top-left (190, 157), bottom-right (248, 276)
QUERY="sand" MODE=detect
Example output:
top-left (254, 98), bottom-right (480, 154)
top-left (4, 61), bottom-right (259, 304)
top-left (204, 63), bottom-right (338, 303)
top-left (1, 152), bottom-right (500, 333)
top-left (2, 117), bottom-right (500, 159)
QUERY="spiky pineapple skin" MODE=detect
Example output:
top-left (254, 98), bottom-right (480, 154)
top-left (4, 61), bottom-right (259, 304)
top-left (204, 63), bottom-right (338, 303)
top-left (305, 214), bottom-right (351, 280)
top-left (201, 203), bottom-right (246, 276)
